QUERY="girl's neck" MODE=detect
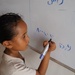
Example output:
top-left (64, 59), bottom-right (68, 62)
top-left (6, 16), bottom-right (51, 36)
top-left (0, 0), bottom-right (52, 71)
top-left (4, 48), bottom-right (23, 60)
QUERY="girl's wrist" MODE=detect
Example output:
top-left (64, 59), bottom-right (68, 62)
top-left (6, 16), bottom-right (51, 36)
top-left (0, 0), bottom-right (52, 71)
top-left (47, 50), bottom-right (51, 55)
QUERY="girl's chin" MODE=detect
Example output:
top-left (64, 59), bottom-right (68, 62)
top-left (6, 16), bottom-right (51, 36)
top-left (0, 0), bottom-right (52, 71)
top-left (24, 45), bottom-right (28, 50)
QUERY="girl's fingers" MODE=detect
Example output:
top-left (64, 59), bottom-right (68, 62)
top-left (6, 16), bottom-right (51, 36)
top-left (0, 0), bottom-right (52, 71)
top-left (43, 41), bottom-right (48, 47)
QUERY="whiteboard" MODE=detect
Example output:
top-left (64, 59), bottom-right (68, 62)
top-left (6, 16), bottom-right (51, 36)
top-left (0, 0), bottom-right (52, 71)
top-left (28, 0), bottom-right (75, 70)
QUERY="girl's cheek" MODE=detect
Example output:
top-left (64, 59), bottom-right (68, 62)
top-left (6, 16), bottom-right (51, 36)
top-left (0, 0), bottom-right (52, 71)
top-left (26, 35), bottom-right (30, 43)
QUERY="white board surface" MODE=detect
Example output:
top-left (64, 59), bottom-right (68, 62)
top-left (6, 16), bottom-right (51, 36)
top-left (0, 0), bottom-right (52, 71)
top-left (28, 0), bottom-right (75, 70)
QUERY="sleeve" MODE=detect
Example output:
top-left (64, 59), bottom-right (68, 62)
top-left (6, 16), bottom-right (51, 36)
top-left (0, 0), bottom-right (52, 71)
top-left (12, 63), bottom-right (36, 75)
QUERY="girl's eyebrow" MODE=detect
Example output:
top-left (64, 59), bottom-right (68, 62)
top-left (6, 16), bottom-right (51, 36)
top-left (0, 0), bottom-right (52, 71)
top-left (23, 32), bottom-right (27, 36)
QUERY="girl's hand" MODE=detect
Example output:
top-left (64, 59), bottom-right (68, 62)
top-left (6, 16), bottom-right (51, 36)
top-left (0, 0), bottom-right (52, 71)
top-left (43, 40), bottom-right (56, 52)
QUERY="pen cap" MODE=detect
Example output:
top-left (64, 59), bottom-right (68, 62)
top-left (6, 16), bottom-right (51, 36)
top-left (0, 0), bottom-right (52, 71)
top-left (40, 43), bottom-right (49, 60)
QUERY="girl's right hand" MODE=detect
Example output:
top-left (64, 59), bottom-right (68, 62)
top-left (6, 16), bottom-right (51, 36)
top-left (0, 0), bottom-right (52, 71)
top-left (43, 40), bottom-right (56, 52)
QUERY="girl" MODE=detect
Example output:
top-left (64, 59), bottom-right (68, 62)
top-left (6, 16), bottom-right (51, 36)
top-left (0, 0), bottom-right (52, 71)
top-left (0, 13), bottom-right (56, 75)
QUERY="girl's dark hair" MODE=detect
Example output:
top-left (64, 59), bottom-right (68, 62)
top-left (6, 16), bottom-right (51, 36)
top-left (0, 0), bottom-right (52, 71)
top-left (0, 13), bottom-right (22, 43)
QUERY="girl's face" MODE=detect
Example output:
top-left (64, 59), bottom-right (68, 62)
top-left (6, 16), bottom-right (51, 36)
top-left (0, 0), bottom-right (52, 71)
top-left (11, 20), bottom-right (30, 51)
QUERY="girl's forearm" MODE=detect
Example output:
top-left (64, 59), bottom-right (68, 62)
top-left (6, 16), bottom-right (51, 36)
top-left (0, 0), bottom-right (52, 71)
top-left (37, 51), bottom-right (51, 75)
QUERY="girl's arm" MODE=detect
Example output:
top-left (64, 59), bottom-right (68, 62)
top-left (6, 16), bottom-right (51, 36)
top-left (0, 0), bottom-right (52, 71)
top-left (36, 41), bottom-right (56, 75)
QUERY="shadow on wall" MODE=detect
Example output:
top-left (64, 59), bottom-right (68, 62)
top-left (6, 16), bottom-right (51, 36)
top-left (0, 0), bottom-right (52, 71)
top-left (0, 44), bottom-right (5, 63)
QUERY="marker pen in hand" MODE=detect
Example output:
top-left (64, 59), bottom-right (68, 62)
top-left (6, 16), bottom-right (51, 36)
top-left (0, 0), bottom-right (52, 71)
top-left (40, 39), bottom-right (52, 60)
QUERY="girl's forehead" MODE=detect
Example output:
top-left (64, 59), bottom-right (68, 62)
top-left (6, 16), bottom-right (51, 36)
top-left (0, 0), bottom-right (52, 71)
top-left (16, 20), bottom-right (27, 35)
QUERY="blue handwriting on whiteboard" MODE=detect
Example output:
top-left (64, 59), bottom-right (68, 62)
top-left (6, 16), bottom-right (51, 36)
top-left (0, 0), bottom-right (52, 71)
top-left (36, 27), bottom-right (71, 51)
top-left (36, 28), bottom-right (54, 39)
top-left (47, 0), bottom-right (64, 5)
top-left (59, 43), bottom-right (71, 51)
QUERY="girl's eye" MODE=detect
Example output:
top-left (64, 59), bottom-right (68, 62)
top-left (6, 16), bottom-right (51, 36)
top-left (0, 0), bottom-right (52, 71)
top-left (23, 35), bottom-right (25, 38)
top-left (23, 33), bottom-right (27, 38)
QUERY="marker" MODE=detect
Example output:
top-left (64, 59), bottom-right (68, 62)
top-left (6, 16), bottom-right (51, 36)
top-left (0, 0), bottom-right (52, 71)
top-left (40, 39), bottom-right (52, 60)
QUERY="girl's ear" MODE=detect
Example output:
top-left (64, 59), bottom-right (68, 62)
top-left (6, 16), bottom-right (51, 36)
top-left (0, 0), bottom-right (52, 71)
top-left (2, 41), bottom-right (13, 49)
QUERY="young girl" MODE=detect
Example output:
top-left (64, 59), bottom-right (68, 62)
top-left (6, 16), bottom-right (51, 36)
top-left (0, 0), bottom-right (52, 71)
top-left (0, 13), bottom-right (56, 75)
